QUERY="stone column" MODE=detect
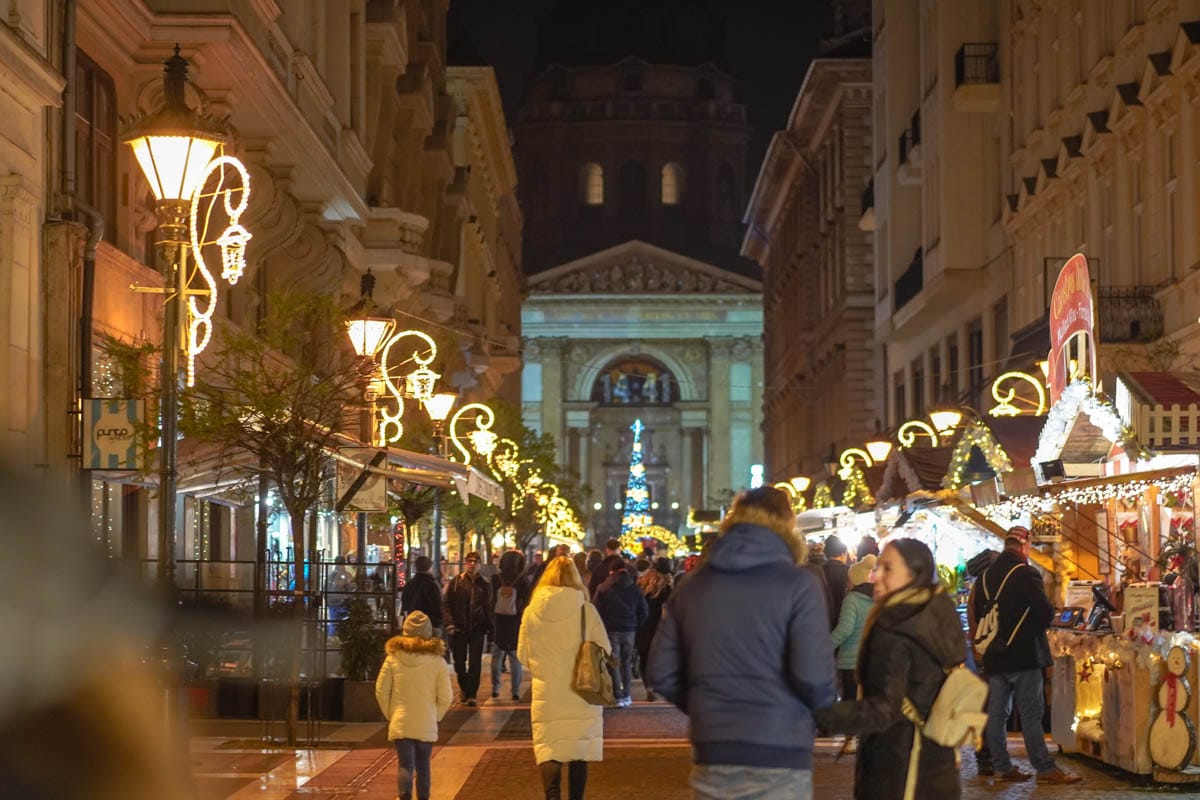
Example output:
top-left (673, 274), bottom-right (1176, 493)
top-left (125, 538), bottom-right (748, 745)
top-left (680, 408), bottom-right (708, 512)
top-left (706, 337), bottom-right (733, 501)
top-left (539, 337), bottom-right (566, 461)
top-left (749, 337), bottom-right (765, 467)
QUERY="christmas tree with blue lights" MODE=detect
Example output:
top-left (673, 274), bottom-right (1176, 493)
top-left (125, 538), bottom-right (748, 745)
top-left (621, 419), bottom-right (652, 535)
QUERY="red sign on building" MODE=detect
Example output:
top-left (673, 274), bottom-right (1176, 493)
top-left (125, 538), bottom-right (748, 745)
top-left (1047, 253), bottom-right (1095, 403)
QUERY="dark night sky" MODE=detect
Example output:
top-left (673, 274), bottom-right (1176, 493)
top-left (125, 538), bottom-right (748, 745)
top-left (448, 0), bottom-right (832, 166)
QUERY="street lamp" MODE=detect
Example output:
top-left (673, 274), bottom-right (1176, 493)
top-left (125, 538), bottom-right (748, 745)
top-left (789, 476), bottom-right (811, 493)
top-left (865, 421), bottom-right (894, 464)
top-left (928, 404), bottom-right (965, 436)
top-left (123, 46), bottom-right (252, 588)
top-left (422, 391), bottom-right (457, 578)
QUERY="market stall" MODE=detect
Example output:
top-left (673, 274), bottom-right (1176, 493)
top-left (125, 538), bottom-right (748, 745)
top-left (1002, 375), bottom-right (1200, 780)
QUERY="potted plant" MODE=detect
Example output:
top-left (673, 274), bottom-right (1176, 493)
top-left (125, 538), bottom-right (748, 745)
top-left (336, 597), bottom-right (386, 721)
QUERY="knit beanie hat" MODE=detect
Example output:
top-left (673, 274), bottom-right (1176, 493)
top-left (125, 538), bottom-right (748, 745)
top-left (403, 611), bottom-right (432, 639)
top-left (653, 557), bottom-right (672, 575)
top-left (848, 554), bottom-right (877, 586)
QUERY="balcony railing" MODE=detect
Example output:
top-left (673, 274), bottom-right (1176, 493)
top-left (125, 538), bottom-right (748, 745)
top-left (894, 248), bottom-right (924, 311)
top-left (1099, 286), bottom-right (1164, 342)
top-left (955, 43), bottom-right (1000, 86)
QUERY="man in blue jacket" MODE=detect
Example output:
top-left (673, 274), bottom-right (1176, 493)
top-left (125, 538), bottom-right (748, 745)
top-left (594, 560), bottom-right (648, 707)
top-left (647, 486), bottom-right (836, 800)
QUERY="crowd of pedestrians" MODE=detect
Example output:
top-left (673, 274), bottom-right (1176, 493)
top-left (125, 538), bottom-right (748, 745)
top-left (375, 484), bottom-right (1078, 800)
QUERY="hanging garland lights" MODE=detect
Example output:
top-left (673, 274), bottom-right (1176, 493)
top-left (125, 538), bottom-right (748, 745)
top-left (943, 419), bottom-right (1014, 490)
top-left (812, 483), bottom-right (835, 509)
top-left (620, 524), bottom-right (689, 557)
top-left (980, 470), bottom-right (1197, 518)
top-left (839, 462), bottom-right (874, 509)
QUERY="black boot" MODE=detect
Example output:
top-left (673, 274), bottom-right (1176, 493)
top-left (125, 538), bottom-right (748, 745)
top-left (539, 760), bottom-right (562, 800)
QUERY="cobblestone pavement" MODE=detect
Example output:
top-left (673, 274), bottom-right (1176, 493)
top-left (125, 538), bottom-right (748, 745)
top-left (190, 673), bottom-right (1198, 799)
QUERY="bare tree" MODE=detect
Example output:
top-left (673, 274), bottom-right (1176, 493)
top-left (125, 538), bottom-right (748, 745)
top-left (182, 291), bottom-right (361, 744)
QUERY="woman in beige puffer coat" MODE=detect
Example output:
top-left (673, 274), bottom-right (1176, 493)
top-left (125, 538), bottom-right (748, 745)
top-left (375, 611), bottom-right (453, 800)
top-left (518, 556), bottom-right (612, 800)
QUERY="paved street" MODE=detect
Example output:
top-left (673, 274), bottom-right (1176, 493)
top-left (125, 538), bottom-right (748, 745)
top-left (189, 670), bottom-right (1191, 799)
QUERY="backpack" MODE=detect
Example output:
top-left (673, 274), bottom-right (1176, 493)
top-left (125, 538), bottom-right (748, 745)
top-left (973, 564), bottom-right (1026, 656)
top-left (896, 657), bottom-right (989, 800)
top-left (495, 581), bottom-right (518, 615)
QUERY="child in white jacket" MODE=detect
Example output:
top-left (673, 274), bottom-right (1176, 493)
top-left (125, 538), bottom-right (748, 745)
top-left (375, 611), bottom-right (453, 800)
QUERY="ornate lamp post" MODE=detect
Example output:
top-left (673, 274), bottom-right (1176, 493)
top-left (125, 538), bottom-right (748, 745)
top-left (424, 391), bottom-right (457, 578)
top-left (122, 46), bottom-right (252, 588)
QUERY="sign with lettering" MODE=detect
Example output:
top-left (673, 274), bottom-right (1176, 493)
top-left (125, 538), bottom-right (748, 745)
top-left (84, 399), bottom-right (141, 470)
top-left (1047, 253), bottom-right (1095, 403)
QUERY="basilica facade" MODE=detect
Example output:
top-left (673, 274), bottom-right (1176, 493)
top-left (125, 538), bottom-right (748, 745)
top-left (521, 242), bottom-right (762, 539)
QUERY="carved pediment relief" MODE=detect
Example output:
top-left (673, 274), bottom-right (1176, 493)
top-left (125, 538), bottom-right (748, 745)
top-left (528, 241), bottom-right (761, 296)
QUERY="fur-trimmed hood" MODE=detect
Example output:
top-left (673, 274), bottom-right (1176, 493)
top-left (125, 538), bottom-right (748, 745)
top-left (717, 506), bottom-right (805, 564)
top-left (385, 635), bottom-right (445, 657)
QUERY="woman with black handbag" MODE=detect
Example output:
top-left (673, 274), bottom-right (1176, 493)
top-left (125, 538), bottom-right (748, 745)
top-left (518, 556), bottom-right (612, 799)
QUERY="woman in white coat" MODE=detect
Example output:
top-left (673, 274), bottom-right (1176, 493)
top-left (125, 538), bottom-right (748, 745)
top-left (518, 556), bottom-right (612, 800)
top-left (375, 611), bottom-right (453, 800)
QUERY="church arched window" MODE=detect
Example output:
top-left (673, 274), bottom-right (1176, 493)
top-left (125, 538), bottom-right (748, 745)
top-left (661, 162), bottom-right (682, 206)
top-left (578, 161), bottom-right (604, 206)
top-left (581, 162), bottom-right (604, 205)
top-left (593, 356), bottom-right (675, 405)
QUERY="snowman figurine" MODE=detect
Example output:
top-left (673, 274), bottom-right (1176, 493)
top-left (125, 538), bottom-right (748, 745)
top-left (1150, 645), bottom-right (1195, 770)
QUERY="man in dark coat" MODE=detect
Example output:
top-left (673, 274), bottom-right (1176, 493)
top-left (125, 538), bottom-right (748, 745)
top-left (401, 556), bottom-right (443, 632)
top-left (588, 537), bottom-right (626, 597)
top-left (594, 560), bottom-right (648, 707)
top-left (442, 552), bottom-right (493, 706)
top-left (822, 535), bottom-right (852, 628)
top-left (972, 526), bottom-right (1080, 784)
top-left (648, 488), bottom-right (836, 799)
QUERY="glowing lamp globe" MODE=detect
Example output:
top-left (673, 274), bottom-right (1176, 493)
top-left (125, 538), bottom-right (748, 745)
top-left (865, 436), bottom-right (894, 463)
top-left (122, 47), bottom-right (229, 202)
top-left (424, 392), bottom-right (457, 423)
top-left (345, 316), bottom-right (395, 359)
top-left (929, 407), bottom-right (964, 434)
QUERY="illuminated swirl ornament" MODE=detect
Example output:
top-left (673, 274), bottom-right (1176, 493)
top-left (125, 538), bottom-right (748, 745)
top-left (988, 371), bottom-right (1048, 417)
top-left (375, 329), bottom-right (439, 445)
top-left (897, 419), bottom-right (938, 448)
top-left (186, 154), bottom-right (252, 386)
top-left (448, 402), bottom-right (497, 465)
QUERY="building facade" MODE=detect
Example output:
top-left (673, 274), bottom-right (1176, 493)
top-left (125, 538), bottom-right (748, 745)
top-left (1004, 0), bottom-right (1200, 374)
top-left (521, 242), bottom-right (763, 538)
top-left (1, 1), bottom-right (523, 562)
top-left (514, 54), bottom-right (764, 539)
top-left (743, 50), bottom-right (875, 481)
top-left (869, 0), bottom-right (1200, 433)
top-left (515, 58), bottom-right (755, 277)
top-left (870, 0), bottom-right (1015, 427)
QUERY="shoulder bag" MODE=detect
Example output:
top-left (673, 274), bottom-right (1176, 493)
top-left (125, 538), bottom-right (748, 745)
top-left (572, 602), bottom-right (616, 706)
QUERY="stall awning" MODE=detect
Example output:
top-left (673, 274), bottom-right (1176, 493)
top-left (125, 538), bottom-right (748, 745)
top-left (327, 434), bottom-right (507, 509)
top-left (109, 433), bottom-right (507, 509)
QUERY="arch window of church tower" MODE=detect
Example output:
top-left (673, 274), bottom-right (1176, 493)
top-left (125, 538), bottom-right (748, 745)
top-left (582, 162), bottom-right (605, 205)
top-left (580, 161), bottom-right (604, 205)
top-left (661, 162), bottom-right (682, 205)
